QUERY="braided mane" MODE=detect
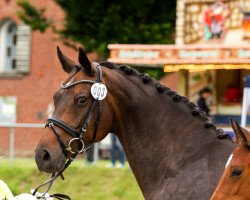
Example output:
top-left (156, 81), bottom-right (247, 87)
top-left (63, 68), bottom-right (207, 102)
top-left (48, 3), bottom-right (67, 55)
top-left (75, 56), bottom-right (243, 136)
top-left (99, 61), bottom-right (229, 140)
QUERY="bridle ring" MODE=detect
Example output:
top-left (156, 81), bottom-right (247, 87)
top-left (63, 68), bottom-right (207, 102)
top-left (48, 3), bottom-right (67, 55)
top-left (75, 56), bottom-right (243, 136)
top-left (67, 138), bottom-right (85, 154)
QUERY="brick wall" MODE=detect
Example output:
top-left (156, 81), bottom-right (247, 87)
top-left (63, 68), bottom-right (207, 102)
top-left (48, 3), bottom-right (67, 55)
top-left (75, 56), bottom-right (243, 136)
top-left (0, 0), bottom-right (94, 156)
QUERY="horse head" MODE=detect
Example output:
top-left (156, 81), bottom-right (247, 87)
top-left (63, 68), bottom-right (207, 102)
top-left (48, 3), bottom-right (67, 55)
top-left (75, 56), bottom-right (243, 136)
top-left (211, 118), bottom-right (250, 199)
top-left (35, 47), bottom-right (113, 173)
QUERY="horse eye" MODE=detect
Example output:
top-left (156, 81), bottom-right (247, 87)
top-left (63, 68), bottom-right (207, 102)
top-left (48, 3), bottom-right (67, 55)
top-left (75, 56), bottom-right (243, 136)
top-left (77, 97), bottom-right (87, 105)
top-left (231, 168), bottom-right (243, 177)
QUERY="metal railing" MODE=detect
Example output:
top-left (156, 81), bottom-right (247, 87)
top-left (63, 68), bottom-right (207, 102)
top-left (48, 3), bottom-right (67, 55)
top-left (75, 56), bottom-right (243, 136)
top-left (1, 123), bottom-right (232, 162)
top-left (0, 123), bottom-right (44, 160)
top-left (0, 123), bottom-right (99, 162)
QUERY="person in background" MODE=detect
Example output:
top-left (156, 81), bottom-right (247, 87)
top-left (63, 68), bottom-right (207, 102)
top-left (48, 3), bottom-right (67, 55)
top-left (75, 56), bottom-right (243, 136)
top-left (109, 133), bottom-right (126, 168)
top-left (197, 87), bottom-right (212, 116)
top-left (85, 145), bottom-right (94, 165)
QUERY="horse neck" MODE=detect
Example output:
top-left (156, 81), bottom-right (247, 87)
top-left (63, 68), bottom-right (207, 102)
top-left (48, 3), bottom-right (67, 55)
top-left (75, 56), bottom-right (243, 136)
top-left (104, 68), bottom-right (232, 198)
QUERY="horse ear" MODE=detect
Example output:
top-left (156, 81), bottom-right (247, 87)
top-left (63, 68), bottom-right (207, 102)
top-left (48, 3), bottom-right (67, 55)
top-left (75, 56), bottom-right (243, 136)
top-left (78, 47), bottom-right (93, 76)
top-left (230, 118), bottom-right (250, 146)
top-left (57, 46), bottom-right (76, 73)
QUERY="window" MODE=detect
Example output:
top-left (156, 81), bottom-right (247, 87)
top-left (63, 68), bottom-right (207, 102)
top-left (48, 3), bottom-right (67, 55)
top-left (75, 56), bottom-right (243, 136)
top-left (0, 19), bottom-right (31, 75)
top-left (0, 96), bottom-right (17, 123)
top-left (0, 19), bottom-right (17, 72)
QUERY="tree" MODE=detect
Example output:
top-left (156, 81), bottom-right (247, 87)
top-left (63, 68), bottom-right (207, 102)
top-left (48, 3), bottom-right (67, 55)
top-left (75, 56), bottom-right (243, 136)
top-left (17, 1), bottom-right (51, 32)
top-left (18, 0), bottom-right (176, 58)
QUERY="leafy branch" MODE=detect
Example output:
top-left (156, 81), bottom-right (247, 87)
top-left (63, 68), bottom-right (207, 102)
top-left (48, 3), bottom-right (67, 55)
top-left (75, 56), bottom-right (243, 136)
top-left (17, 0), bottom-right (51, 32)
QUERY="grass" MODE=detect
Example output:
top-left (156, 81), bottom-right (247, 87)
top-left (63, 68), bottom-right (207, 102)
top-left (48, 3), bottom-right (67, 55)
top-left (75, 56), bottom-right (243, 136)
top-left (0, 159), bottom-right (144, 200)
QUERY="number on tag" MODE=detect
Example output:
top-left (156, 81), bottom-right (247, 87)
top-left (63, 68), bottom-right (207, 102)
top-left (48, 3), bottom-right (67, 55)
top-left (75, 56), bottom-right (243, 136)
top-left (91, 83), bottom-right (107, 100)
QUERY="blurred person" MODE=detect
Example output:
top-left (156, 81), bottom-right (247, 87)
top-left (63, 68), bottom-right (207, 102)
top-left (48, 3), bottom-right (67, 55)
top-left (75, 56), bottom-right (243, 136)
top-left (109, 133), bottom-right (125, 168)
top-left (85, 145), bottom-right (94, 165)
top-left (197, 87), bottom-right (212, 116)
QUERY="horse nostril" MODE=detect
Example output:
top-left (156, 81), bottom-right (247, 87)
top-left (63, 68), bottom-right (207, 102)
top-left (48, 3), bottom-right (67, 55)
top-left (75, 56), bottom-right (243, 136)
top-left (42, 150), bottom-right (51, 162)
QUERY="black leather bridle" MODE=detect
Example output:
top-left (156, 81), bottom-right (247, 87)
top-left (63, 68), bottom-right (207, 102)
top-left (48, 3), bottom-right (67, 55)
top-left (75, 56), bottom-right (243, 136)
top-left (33, 63), bottom-right (105, 199)
top-left (47, 63), bottom-right (103, 157)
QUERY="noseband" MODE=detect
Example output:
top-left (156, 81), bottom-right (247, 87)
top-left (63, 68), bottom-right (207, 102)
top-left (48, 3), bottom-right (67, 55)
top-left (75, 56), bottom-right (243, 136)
top-left (33, 63), bottom-right (106, 199)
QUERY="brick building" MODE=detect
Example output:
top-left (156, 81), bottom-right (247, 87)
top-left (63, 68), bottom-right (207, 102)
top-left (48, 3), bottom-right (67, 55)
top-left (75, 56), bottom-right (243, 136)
top-left (0, 0), bottom-right (87, 156)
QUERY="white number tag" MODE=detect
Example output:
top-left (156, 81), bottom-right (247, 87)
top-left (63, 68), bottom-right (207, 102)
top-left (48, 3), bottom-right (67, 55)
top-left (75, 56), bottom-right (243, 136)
top-left (91, 83), bottom-right (107, 100)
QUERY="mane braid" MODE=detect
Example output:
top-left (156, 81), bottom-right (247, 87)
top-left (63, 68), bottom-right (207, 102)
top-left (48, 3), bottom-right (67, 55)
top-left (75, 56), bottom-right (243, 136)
top-left (100, 61), bottom-right (230, 140)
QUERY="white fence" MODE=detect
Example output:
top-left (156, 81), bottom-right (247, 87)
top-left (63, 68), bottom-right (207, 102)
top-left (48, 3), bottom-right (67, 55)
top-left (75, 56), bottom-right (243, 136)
top-left (1, 123), bottom-right (231, 162)
top-left (0, 123), bottom-right (44, 160)
top-left (0, 123), bottom-right (104, 162)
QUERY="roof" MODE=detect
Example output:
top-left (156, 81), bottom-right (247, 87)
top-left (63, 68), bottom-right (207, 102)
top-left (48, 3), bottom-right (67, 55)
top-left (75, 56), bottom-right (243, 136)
top-left (108, 44), bottom-right (250, 71)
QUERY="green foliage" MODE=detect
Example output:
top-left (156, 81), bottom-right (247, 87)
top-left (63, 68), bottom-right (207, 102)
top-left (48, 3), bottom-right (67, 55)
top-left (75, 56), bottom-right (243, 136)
top-left (17, 0), bottom-right (176, 57)
top-left (0, 159), bottom-right (143, 200)
top-left (17, 0), bottom-right (51, 32)
top-left (137, 67), bottom-right (166, 80)
top-left (55, 0), bottom-right (176, 56)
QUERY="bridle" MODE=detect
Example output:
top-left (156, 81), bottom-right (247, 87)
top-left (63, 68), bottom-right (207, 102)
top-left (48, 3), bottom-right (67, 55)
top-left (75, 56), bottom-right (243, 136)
top-left (47, 62), bottom-right (103, 157)
top-left (33, 63), bottom-right (106, 199)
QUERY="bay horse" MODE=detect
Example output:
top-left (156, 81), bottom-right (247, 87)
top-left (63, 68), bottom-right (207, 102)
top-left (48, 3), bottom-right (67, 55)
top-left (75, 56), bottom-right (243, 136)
top-left (211, 119), bottom-right (250, 200)
top-left (35, 47), bottom-right (235, 200)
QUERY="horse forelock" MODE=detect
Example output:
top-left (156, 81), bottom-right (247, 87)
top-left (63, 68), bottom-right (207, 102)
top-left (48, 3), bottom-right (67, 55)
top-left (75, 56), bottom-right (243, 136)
top-left (100, 61), bottom-right (229, 140)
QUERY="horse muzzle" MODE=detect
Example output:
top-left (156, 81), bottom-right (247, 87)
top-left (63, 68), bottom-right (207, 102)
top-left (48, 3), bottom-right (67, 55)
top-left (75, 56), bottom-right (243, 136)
top-left (35, 146), bottom-right (65, 173)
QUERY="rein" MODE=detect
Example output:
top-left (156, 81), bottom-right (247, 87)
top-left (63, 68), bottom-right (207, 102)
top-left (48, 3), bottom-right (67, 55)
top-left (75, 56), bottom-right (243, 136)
top-left (33, 63), bottom-right (105, 199)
